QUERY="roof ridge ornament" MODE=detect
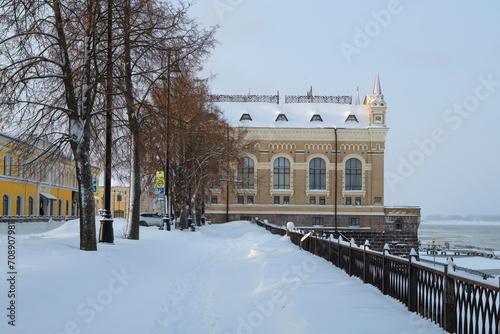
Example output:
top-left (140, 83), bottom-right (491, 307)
top-left (373, 71), bottom-right (382, 95)
top-left (354, 87), bottom-right (360, 105)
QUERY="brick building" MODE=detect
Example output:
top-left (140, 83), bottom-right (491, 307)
top-left (206, 73), bottom-right (420, 252)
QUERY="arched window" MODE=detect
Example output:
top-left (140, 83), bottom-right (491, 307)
top-left (238, 157), bottom-right (254, 189)
top-left (29, 197), bottom-right (34, 216)
top-left (16, 195), bottom-right (23, 216)
top-left (345, 158), bottom-right (362, 190)
top-left (3, 194), bottom-right (10, 216)
top-left (309, 158), bottom-right (326, 190)
top-left (273, 157), bottom-right (290, 189)
top-left (66, 200), bottom-right (70, 216)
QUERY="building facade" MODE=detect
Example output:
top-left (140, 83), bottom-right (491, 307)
top-left (206, 74), bottom-right (420, 252)
top-left (0, 132), bottom-right (98, 220)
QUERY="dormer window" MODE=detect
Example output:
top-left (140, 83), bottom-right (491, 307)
top-left (275, 114), bottom-right (288, 122)
top-left (310, 114), bottom-right (323, 122)
top-left (345, 114), bottom-right (359, 123)
top-left (240, 113), bottom-right (252, 121)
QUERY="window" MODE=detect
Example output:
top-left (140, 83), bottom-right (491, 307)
top-left (345, 114), bottom-right (359, 123)
top-left (66, 200), bottom-right (70, 216)
top-left (312, 217), bottom-right (324, 226)
top-left (29, 197), bottom-right (34, 216)
top-left (274, 196), bottom-right (280, 205)
top-left (283, 196), bottom-right (290, 205)
top-left (310, 114), bottom-right (323, 122)
top-left (114, 210), bottom-right (124, 218)
top-left (240, 113), bottom-right (252, 121)
top-left (2, 154), bottom-right (7, 175)
top-left (247, 196), bottom-right (254, 205)
top-left (58, 199), bottom-right (62, 216)
top-left (346, 197), bottom-right (351, 205)
top-left (211, 196), bottom-right (218, 204)
top-left (237, 196), bottom-right (244, 204)
top-left (240, 216), bottom-right (251, 221)
top-left (117, 194), bottom-right (122, 202)
top-left (9, 155), bottom-right (13, 177)
top-left (309, 197), bottom-right (316, 205)
top-left (275, 114), bottom-right (288, 122)
top-left (395, 223), bottom-right (402, 231)
top-left (345, 158), bottom-right (362, 190)
top-left (355, 197), bottom-right (361, 206)
top-left (3, 194), bottom-right (10, 215)
top-left (309, 158), bottom-right (326, 190)
top-left (16, 196), bottom-right (22, 216)
top-left (238, 157), bottom-right (254, 189)
top-left (349, 218), bottom-right (360, 227)
top-left (319, 196), bottom-right (325, 205)
top-left (273, 157), bottom-right (290, 189)
top-left (17, 157), bottom-right (23, 179)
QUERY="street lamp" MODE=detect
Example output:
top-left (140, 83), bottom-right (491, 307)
top-left (99, 0), bottom-right (114, 243)
top-left (427, 238), bottom-right (441, 266)
top-left (162, 49), bottom-right (181, 231)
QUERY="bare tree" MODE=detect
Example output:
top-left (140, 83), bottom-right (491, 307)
top-left (143, 74), bottom-right (248, 228)
top-left (0, 0), bottom-right (108, 250)
top-left (111, 0), bottom-right (217, 238)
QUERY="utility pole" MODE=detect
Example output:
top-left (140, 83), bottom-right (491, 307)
top-left (163, 49), bottom-right (173, 231)
top-left (99, 0), bottom-right (114, 243)
top-left (334, 127), bottom-right (338, 231)
top-left (226, 124), bottom-right (230, 222)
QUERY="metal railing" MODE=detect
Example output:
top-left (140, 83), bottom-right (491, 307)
top-left (255, 219), bottom-right (500, 334)
top-left (284, 95), bottom-right (352, 104)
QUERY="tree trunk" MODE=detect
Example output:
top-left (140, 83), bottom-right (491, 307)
top-left (124, 0), bottom-right (140, 240)
top-left (126, 125), bottom-right (141, 239)
top-left (71, 125), bottom-right (97, 251)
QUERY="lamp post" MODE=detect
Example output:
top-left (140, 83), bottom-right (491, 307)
top-left (162, 49), bottom-right (181, 231)
top-left (99, 0), bottom-right (114, 243)
top-left (427, 238), bottom-right (441, 266)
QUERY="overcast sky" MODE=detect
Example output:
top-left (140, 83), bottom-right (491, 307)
top-left (188, 0), bottom-right (500, 217)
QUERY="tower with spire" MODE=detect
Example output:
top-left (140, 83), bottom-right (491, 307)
top-left (365, 71), bottom-right (387, 126)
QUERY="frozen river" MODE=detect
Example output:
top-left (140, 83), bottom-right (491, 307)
top-left (418, 220), bottom-right (500, 250)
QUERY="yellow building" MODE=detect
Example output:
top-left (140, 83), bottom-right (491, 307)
top-left (96, 186), bottom-right (161, 220)
top-left (0, 132), bottom-right (99, 219)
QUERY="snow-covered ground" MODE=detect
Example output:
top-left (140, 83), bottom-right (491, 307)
top-left (0, 219), bottom-right (446, 334)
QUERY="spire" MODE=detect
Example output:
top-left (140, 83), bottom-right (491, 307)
top-left (373, 71), bottom-right (382, 95)
top-left (354, 87), bottom-right (360, 105)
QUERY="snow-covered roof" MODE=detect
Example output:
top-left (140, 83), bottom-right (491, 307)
top-left (216, 102), bottom-right (371, 129)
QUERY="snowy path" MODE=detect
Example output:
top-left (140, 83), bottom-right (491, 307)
top-left (0, 220), bottom-right (446, 333)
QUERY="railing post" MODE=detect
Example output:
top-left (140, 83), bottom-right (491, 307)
top-left (444, 259), bottom-right (457, 333)
top-left (382, 243), bottom-right (390, 295)
top-left (363, 240), bottom-right (370, 284)
top-left (337, 237), bottom-right (341, 268)
top-left (328, 235), bottom-right (333, 264)
top-left (349, 238), bottom-right (355, 277)
top-left (408, 248), bottom-right (418, 313)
